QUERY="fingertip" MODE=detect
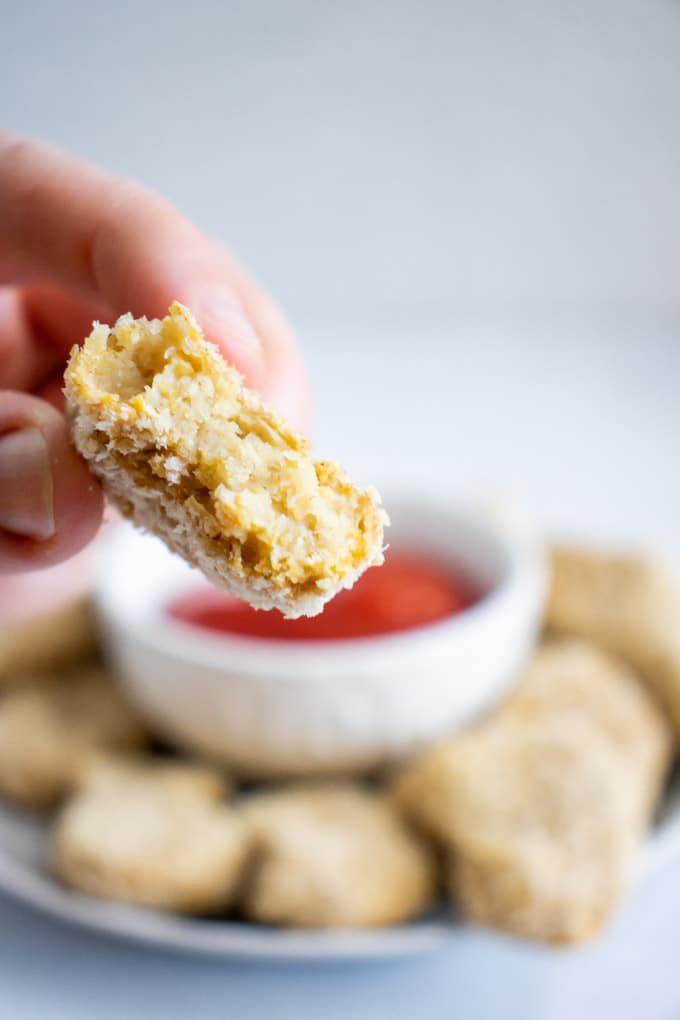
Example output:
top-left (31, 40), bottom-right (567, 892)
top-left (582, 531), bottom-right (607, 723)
top-left (0, 393), bottom-right (103, 571)
top-left (196, 289), bottom-right (265, 385)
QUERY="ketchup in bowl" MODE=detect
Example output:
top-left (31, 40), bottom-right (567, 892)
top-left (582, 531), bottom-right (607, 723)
top-left (168, 550), bottom-right (477, 641)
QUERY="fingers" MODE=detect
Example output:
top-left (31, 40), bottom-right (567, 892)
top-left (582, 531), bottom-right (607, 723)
top-left (0, 284), bottom-right (106, 391)
top-left (0, 133), bottom-right (312, 581)
top-left (0, 392), bottom-right (103, 570)
top-left (225, 255), bottom-right (313, 431)
top-left (0, 134), bottom-right (263, 383)
top-left (0, 135), bottom-right (311, 417)
top-left (0, 287), bottom-right (58, 392)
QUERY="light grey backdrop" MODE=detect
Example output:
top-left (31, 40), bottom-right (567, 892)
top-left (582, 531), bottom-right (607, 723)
top-left (3, 0), bottom-right (680, 318)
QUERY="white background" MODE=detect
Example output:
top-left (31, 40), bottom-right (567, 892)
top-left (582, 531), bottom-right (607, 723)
top-left (2, 2), bottom-right (680, 1017)
top-left (3, 0), bottom-right (680, 315)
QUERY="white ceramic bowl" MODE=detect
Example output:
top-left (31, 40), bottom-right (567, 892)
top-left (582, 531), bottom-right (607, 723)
top-left (95, 495), bottom-right (548, 777)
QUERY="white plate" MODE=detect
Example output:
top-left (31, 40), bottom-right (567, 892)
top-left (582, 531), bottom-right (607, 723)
top-left (0, 780), bottom-right (678, 961)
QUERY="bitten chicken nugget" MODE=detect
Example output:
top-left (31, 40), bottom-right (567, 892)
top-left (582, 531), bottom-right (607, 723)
top-left (64, 303), bottom-right (386, 618)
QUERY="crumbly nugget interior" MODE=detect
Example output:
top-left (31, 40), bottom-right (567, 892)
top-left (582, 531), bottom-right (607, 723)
top-left (71, 304), bottom-right (383, 600)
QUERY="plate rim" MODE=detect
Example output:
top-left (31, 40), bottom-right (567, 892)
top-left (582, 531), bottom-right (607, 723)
top-left (0, 806), bottom-right (452, 961)
top-left (0, 782), bottom-right (678, 962)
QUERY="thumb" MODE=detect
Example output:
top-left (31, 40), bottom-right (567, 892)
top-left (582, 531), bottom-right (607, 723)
top-left (0, 391), bottom-right (103, 571)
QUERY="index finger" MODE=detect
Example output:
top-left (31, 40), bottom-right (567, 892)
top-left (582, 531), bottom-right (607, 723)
top-left (0, 134), bottom-right (264, 383)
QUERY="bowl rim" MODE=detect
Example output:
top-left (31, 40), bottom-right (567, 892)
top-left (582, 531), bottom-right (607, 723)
top-left (95, 495), bottom-right (548, 676)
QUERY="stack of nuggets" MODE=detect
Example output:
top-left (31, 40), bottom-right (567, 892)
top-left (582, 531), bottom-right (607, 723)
top-left (547, 546), bottom-right (680, 735)
top-left (394, 640), bottom-right (671, 943)
top-left (0, 665), bottom-right (147, 809)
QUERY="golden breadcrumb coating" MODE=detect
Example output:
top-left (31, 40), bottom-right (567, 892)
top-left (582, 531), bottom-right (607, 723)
top-left (52, 757), bottom-right (247, 914)
top-left (239, 783), bottom-right (436, 928)
top-left (0, 666), bottom-right (148, 809)
top-left (64, 303), bottom-right (386, 617)
top-left (393, 640), bottom-right (671, 945)
top-left (547, 545), bottom-right (680, 736)
top-left (75, 751), bottom-right (232, 802)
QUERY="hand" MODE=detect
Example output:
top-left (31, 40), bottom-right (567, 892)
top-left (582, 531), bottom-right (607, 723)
top-left (0, 134), bottom-right (310, 576)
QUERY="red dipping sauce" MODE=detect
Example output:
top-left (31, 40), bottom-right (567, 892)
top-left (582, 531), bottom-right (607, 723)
top-left (168, 550), bottom-right (478, 642)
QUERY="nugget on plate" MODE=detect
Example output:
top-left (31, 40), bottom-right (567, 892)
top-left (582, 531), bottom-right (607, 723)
top-left (546, 545), bottom-right (680, 735)
top-left (0, 597), bottom-right (97, 685)
top-left (0, 667), bottom-right (147, 809)
top-left (77, 751), bottom-right (231, 801)
top-left (64, 302), bottom-right (386, 618)
top-left (393, 640), bottom-right (671, 944)
top-left (53, 757), bottom-right (247, 914)
top-left (239, 783), bottom-right (435, 928)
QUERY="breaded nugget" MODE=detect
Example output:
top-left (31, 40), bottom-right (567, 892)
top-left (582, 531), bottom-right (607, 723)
top-left (64, 303), bottom-right (386, 618)
top-left (0, 667), bottom-right (148, 809)
top-left (0, 597), bottom-right (97, 685)
top-left (393, 641), bottom-right (671, 944)
top-left (52, 760), bottom-right (247, 914)
top-left (546, 545), bottom-right (680, 735)
top-left (239, 783), bottom-right (435, 928)
top-left (77, 751), bottom-right (231, 802)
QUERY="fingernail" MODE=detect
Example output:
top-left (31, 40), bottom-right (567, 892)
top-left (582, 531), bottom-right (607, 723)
top-left (0, 427), bottom-right (55, 540)
top-left (199, 290), bottom-right (264, 376)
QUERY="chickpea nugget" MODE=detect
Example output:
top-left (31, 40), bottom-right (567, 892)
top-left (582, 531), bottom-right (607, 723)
top-left (64, 303), bottom-right (386, 618)
top-left (76, 751), bottom-right (231, 802)
top-left (393, 640), bottom-right (671, 944)
top-left (547, 545), bottom-right (680, 735)
top-left (239, 783), bottom-right (435, 928)
top-left (52, 757), bottom-right (247, 914)
top-left (0, 597), bottom-right (98, 686)
top-left (0, 666), bottom-right (147, 810)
